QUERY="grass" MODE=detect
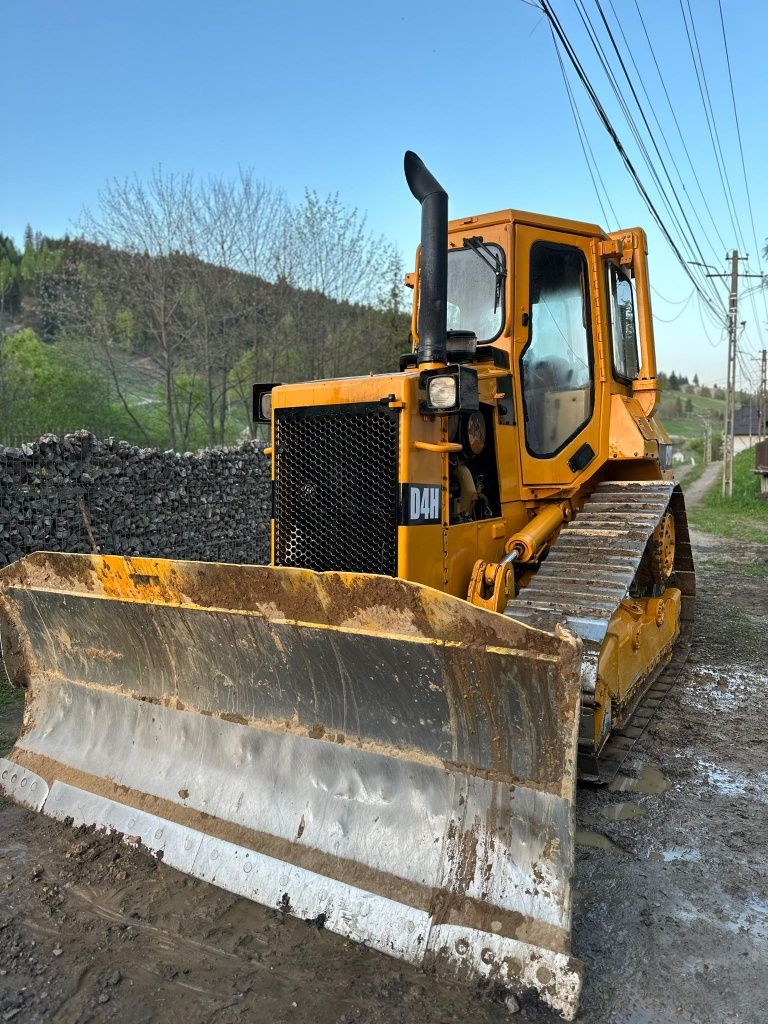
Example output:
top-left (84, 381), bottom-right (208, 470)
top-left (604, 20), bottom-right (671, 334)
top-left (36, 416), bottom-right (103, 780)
top-left (710, 560), bottom-right (768, 577)
top-left (663, 387), bottom-right (729, 444)
top-left (688, 447), bottom-right (768, 544)
top-left (677, 459), bottom-right (708, 490)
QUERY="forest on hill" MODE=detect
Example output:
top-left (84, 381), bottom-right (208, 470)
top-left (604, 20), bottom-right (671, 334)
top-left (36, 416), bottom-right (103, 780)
top-left (0, 170), bottom-right (409, 450)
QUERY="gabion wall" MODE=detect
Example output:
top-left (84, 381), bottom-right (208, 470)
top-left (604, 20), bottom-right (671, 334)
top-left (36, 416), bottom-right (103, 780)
top-left (0, 431), bottom-right (271, 568)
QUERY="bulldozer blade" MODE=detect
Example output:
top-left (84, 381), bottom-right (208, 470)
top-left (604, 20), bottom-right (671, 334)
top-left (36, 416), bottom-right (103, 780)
top-left (0, 552), bottom-right (584, 1018)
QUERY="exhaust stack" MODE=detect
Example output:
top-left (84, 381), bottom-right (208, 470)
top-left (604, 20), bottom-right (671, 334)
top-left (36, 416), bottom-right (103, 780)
top-left (404, 151), bottom-right (448, 366)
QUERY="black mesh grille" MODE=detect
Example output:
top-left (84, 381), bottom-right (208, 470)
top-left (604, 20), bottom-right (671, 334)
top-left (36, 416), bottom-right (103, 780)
top-left (274, 403), bottom-right (399, 575)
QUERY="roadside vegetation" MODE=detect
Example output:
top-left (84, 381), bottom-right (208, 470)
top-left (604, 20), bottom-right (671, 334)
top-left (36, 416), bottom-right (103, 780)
top-left (656, 379), bottom-right (727, 467)
top-left (688, 447), bottom-right (768, 544)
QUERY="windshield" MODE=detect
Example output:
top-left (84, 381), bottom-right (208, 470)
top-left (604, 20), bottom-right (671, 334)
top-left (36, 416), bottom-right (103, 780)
top-left (446, 243), bottom-right (505, 343)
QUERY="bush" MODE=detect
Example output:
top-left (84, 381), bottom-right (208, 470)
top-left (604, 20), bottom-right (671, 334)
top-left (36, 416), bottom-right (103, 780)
top-left (0, 329), bottom-right (117, 442)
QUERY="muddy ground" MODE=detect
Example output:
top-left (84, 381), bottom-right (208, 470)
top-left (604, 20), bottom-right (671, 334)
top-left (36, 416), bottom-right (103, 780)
top-left (0, 529), bottom-right (766, 1024)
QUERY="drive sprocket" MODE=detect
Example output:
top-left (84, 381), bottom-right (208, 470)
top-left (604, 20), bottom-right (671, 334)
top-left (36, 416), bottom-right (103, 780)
top-left (649, 510), bottom-right (676, 585)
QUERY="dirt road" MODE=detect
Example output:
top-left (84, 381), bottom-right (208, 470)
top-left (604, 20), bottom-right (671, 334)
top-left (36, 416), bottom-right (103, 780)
top-left (682, 461), bottom-right (723, 507)
top-left (1, 529), bottom-right (766, 1024)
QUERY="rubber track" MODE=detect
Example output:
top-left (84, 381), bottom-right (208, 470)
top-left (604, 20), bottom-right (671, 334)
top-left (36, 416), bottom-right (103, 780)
top-left (504, 481), bottom-right (695, 783)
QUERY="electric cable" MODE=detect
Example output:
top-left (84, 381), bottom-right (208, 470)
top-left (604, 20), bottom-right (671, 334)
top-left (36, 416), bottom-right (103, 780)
top-left (716, 0), bottom-right (768, 343)
top-left (551, 23), bottom-right (619, 229)
top-left (606, 0), bottom-right (726, 271)
top-left (631, 0), bottom-right (729, 256)
top-left (573, 0), bottom-right (716, 297)
top-left (679, 0), bottom-right (748, 255)
top-left (591, 0), bottom-right (726, 306)
top-left (651, 290), bottom-right (694, 323)
top-left (696, 293), bottom-right (727, 348)
top-left (538, 1), bottom-right (727, 324)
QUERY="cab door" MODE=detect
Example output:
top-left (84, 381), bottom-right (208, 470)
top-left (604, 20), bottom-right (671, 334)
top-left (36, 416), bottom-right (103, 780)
top-left (513, 224), bottom-right (603, 488)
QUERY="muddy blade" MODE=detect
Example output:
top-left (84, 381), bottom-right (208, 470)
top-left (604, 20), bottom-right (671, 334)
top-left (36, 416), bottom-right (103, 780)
top-left (0, 552), bottom-right (584, 1017)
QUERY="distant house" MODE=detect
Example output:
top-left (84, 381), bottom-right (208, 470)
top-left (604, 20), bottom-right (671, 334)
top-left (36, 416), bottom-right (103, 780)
top-left (733, 405), bottom-right (767, 453)
top-left (756, 439), bottom-right (768, 498)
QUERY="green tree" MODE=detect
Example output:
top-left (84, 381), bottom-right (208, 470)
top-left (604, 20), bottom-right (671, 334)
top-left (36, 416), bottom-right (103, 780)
top-left (0, 329), bottom-right (116, 442)
top-left (0, 235), bottom-right (21, 316)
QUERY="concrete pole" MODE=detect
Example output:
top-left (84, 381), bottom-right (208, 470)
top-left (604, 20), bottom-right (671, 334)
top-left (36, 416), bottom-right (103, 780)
top-left (760, 349), bottom-right (767, 445)
top-left (722, 251), bottom-right (739, 498)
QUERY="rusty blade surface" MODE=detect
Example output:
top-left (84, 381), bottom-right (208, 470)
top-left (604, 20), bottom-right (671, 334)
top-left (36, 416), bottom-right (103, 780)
top-left (0, 553), bottom-right (584, 1018)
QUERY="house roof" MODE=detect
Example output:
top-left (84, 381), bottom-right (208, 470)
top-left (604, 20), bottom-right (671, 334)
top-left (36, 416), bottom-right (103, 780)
top-left (733, 405), bottom-right (766, 437)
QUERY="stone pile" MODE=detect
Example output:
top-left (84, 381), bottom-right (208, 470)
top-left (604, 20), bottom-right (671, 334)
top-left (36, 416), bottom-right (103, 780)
top-left (0, 430), bottom-right (271, 568)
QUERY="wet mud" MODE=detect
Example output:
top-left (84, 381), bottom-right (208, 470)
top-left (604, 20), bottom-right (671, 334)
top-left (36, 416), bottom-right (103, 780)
top-left (1, 528), bottom-right (767, 1023)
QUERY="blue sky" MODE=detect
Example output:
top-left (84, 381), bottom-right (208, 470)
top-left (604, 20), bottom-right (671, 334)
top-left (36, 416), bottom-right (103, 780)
top-left (2, 0), bottom-right (766, 385)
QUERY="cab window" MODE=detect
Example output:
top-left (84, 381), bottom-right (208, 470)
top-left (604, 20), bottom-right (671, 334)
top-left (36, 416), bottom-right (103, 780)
top-left (609, 265), bottom-right (640, 381)
top-left (446, 243), bottom-right (505, 343)
top-left (521, 242), bottom-right (594, 457)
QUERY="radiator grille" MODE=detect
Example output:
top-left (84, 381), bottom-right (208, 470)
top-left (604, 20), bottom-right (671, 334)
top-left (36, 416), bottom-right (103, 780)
top-left (274, 403), bottom-right (399, 576)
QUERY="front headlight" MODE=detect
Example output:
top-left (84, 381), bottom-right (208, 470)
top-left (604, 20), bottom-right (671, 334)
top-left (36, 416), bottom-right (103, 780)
top-left (252, 382), bottom-right (281, 423)
top-left (427, 375), bottom-right (458, 410)
top-left (418, 364), bottom-right (479, 415)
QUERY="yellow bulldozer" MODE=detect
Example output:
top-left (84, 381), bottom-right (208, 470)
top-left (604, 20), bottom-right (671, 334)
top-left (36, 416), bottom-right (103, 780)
top-left (0, 152), bottom-right (693, 1019)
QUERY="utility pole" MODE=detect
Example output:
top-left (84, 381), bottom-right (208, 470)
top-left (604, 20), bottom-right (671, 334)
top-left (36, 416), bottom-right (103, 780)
top-left (696, 413), bottom-right (712, 465)
top-left (723, 251), bottom-right (739, 498)
top-left (760, 349), bottom-right (767, 444)
top-left (704, 253), bottom-right (763, 498)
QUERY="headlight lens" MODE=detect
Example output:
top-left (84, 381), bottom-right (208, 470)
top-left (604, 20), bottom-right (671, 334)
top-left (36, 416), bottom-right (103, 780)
top-left (427, 375), bottom-right (458, 410)
top-left (259, 392), bottom-right (272, 419)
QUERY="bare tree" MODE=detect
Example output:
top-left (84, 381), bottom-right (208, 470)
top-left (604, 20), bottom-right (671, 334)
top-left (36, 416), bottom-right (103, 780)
top-left (79, 171), bottom-right (201, 447)
top-left (59, 167), bottom-right (408, 448)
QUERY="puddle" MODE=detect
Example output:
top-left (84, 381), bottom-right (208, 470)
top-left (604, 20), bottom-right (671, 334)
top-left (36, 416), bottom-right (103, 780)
top-left (734, 898), bottom-right (768, 943)
top-left (673, 898), bottom-right (768, 945)
top-left (696, 760), bottom-right (768, 802)
top-left (649, 846), bottom-right (701, 863)
top-left (609, 764), bottom-right (670, 795)
top-left (600, 801), bottom-right (647, 822)
top-left (680, 667), bottom-right (764, 713)
top-left (575, 829), bottom-right (627, 855)
top-left (578, 813), bottom-right (600, 827)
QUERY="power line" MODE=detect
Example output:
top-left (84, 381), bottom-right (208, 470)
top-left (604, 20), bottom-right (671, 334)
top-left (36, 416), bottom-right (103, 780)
top-left (571, 0), bottom-right (725, 311)
top-left (652, 290), bottom-right (694, 323)
top-left (538, 1), bottom-right (727, 323)
top-left (679, 0), bottom-right (748, 255)
top-left (605, 0), bottom-right (726, 270)
top-left (696, 292), bottom-right (726, 348)
top-left (652, 284), bottom-right (695, 306)
top-left (550, 23), bottom-right (619, 229)
top-left (590, 0), bottom-right (727, 304)
top-left (631, 0), bottom-right (729, 256)
top-left (716, 0), bottom-right (768, 344)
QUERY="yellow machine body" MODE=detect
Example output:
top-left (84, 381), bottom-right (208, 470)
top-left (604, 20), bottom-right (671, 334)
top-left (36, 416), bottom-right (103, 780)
top-left (0, 156), bottom-right (694, 1021)
top-left (268, 207), bottom-right (678, 748)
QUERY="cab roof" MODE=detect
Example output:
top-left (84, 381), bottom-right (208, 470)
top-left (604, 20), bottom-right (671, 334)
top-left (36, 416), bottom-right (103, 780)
top-left (448, 208), bottom-right (606, 240)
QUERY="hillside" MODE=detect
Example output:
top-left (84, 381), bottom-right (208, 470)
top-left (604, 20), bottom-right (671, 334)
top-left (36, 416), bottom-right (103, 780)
top-left (0, 232), bottom-right (410, 450)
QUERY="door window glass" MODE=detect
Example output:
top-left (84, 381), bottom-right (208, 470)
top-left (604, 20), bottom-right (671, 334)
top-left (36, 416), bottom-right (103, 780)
top-left (521, 243), bottom-right (594, 457)
top-left (609, 265), bottom-right (640, 380)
